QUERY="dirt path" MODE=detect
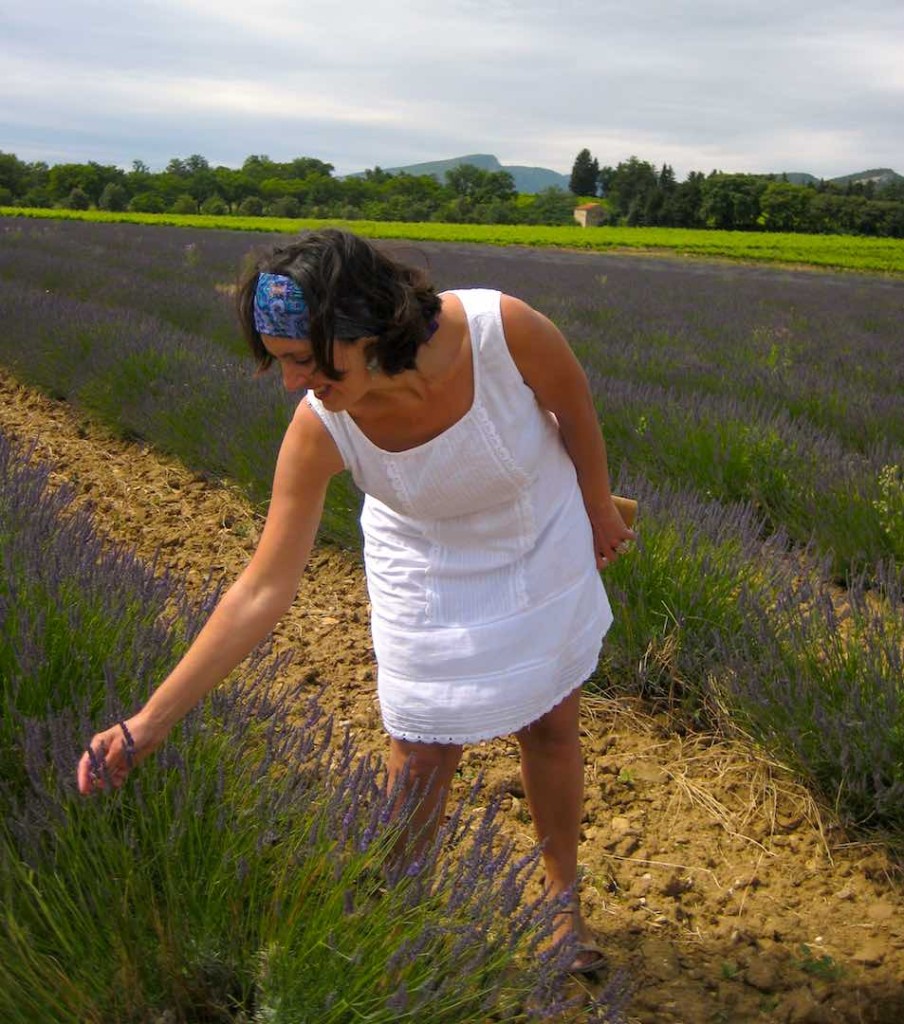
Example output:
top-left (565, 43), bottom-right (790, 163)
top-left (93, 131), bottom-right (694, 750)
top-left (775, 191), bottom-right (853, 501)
top-left (2, 366), bottom-right (902, 1024)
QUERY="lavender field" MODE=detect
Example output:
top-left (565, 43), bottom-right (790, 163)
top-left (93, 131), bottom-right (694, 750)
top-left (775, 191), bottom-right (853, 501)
top-left (0, 215), bottom-right (902, 834)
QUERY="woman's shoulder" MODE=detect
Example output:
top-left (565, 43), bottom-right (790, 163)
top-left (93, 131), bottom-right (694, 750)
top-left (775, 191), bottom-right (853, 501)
top-left (281, 399), bottom-right (346, 477)
top-left (498, 294), bottom-right (556, 342)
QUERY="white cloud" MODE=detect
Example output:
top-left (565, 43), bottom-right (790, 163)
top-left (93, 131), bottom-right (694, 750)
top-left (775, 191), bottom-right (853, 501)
top-left (2, 0), bottom-right (902, 178)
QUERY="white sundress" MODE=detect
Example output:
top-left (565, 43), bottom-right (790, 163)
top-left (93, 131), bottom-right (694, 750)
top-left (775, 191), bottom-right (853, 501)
top-left (306, 288), bottom-right (612, 744)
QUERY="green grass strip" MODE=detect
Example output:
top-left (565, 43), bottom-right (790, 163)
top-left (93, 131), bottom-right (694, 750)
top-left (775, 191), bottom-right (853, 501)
top-left (3, 206), bottom-right (903, 274)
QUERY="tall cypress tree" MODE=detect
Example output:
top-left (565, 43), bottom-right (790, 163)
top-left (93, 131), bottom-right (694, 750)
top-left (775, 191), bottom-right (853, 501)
top-left (569, 149), bottom-right (600, 196)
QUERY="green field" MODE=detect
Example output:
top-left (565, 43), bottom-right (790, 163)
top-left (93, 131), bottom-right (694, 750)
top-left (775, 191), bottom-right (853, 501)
top-left (3, 205), bottom-right (903, 274)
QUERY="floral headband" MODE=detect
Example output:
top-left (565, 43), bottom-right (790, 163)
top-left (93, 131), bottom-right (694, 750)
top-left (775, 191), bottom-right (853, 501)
top-left (253, 273), bottom-right (310, 338)
top-left (253, 271), bottom-right (390, 342)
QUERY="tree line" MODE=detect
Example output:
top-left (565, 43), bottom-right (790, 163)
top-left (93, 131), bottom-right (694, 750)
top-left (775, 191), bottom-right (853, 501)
top-left (1, 148), bottom-right (902, 236)
top-left (0, 152), bottom-right (575, 226)
top-left (569, 149), bottom-right (904, 237)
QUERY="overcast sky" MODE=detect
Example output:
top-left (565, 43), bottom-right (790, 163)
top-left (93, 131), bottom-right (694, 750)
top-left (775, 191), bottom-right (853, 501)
top-left (4, 0), bottom-right (903, 181)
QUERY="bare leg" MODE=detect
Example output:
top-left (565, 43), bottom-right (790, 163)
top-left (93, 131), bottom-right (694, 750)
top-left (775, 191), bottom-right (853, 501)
top-left (516, 688), bottom-right (601, 968)
top-left (386, 737), bottom-right (463, 859)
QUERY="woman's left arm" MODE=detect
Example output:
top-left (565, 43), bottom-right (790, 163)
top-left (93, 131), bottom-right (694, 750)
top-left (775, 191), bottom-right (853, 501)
top-left (501, 294), bottom-right (635, 569)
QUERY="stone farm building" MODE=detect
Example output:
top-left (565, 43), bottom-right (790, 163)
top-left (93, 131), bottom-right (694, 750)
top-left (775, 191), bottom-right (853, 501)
top-left (573, 203), bottom-right (607, 227)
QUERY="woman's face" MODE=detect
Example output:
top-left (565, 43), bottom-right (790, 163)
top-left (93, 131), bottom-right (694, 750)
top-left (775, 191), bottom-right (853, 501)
top-left (261, 334), bottom-right (368, 409)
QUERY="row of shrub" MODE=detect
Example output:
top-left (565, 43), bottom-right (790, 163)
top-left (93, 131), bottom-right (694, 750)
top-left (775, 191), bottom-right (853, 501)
top-left (4, 148), bottom-right (903, 235)
top-left (0, 426), bottom-right (627, 1021)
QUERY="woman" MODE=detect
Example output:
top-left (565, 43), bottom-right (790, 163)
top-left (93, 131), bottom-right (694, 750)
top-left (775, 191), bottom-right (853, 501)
top-left (78, 229), bottom-right (635, 973)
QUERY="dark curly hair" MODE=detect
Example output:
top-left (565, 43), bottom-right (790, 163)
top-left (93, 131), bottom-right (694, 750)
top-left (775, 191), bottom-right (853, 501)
top-left (236, 229), bottom-right (442, 380)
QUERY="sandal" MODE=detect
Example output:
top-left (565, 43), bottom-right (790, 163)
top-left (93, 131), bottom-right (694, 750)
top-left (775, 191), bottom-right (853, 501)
top-left (553, 905), bottom-right (607, 976)
top-left (567, 939), bottom-right (607, 976)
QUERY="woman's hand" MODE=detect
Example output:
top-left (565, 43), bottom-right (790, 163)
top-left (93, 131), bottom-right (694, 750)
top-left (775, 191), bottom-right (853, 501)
top-left (589, 498), bottom-right (637, 571)
top-left (77, 712), bottom-right (168, 795)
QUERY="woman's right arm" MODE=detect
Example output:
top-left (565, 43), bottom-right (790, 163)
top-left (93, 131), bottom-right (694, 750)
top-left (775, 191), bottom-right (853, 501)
top-left (77, 401), bottom-right (344, 794)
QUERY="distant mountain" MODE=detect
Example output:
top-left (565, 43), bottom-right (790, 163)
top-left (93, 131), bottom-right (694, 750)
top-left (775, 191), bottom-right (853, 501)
top-left (772, 168), bottom-right (902, 187)
top-left (347, 156), bottom-right (902, 195)
top-left (827, 168), bottom-right (902, 187)
top-left (778, 172), bottom-right (819, 185)
top-left (345, 154), bottom-right (570, 194)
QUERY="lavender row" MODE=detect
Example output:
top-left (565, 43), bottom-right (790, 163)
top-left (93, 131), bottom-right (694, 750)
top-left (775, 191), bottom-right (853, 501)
top-left (0, 428), bottom-right (628, 1021)
top-left (724, 561), bottom-right (904, 829)
top-left (593, 374), bottom-right (903, 576)
top-left (598, 472), bottom-right (904, 831)
top-left (0, 218), bottom-right (244, 354)
top-left (0, 425), bottom-right (217, 798)
top-left (0, 279), bottom-right (279, 482)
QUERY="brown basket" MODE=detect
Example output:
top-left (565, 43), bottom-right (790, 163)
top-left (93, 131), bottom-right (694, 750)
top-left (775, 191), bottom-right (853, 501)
top-left (612, 495), bottom-right (638, 529)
